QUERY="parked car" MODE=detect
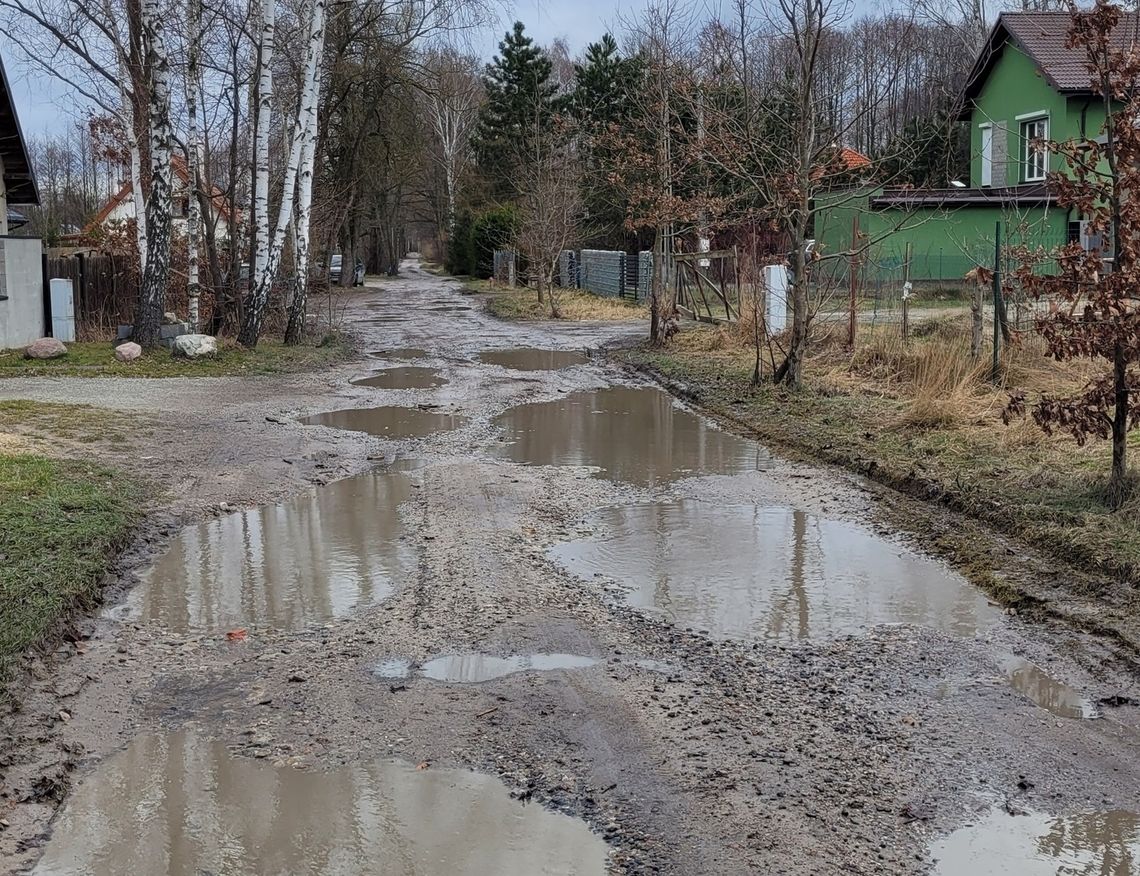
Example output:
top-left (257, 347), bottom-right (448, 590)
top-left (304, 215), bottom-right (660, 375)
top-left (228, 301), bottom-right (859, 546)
top-left (330, 254), bottom-right (365, 286)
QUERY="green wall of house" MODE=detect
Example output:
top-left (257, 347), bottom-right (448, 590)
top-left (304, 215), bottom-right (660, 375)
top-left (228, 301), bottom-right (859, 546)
top-left (813, 188), bottom-right (1069, 285)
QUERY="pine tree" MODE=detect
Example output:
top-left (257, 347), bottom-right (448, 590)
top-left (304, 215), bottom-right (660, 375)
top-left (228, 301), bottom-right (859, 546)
top-left (572, 34), bottom-right (644, 246)
top-left (473, 21), bottom-right (559, 199)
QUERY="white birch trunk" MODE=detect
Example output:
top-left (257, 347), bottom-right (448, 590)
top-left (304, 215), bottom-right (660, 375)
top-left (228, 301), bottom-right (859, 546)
top-left (134, 0), bottom-right (173, 348)
top-left (240, 0), bottom-right (274, 345)
top-left (244, 0), bottom-right (325, 346)
top-left (185, 0), bottom-right (202, 330)
top-left (129, 137), bottom-right (147, 270)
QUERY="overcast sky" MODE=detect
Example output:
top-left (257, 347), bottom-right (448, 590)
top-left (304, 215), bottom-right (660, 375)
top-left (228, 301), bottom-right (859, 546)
top-left (5, 0), bottom-right (885, 139)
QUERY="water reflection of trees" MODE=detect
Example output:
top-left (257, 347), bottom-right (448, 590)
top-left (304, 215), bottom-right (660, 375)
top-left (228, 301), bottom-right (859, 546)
top-left (139, 473), bottom-right (415, 632)
top-left (494, 387), bottom-right (767, 487)
top-left (1039, 811), bottom-right (1140, 876)
top-left (34, 731), bottom-right (606, 874)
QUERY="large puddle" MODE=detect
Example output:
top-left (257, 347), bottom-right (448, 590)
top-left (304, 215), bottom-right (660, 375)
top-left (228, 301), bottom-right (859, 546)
top-left (478, 348), bottom-right (589, 371)
top-left (124, 472), bottom-right (415, 633)
top-left (931, 807), bottom-right (1140, 875)
top-left (301, 406), bottom-right (464, 438)
top-left (32, 731), bottom-right (609, 875)
top-left (550, 501), bottom-right (999, 641)
top-left (492, 386), bottom-right (768, 486)
top-left (352, 367), bottom-right (447, 390)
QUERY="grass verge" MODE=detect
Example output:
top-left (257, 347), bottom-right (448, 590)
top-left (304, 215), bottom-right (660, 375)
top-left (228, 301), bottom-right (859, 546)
top-left (486, 288), bottom-right (648, 321)
top-left (0, 333), bottom-right (352, 378)
top-left (0, 454), bottom-right (143, 691)
top-left (626, 320), bottom-right (1140, 596)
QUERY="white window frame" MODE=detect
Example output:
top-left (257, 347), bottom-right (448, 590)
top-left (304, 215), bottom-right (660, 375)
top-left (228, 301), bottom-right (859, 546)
top-left (979, 123), bottom-right (993, 187)
top-left (1018, 112), bottom-right (1049, 183)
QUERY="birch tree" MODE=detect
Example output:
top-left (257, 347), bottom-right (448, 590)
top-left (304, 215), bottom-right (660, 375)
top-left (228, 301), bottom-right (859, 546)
top-left (185, 0), bottom-right (203, 329)
top-left (239, 0), bottom-right (326, 347)
top-left (244, 0), bottom-right (275, 343)
top-left (134, 0), bottom-right (173, 348)
top-left (424, 49), bottom-right (480, 235)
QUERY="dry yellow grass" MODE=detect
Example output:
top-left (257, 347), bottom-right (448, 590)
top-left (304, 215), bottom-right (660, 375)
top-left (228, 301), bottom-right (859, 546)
top-left (486, 288), bottom-right (648, 321)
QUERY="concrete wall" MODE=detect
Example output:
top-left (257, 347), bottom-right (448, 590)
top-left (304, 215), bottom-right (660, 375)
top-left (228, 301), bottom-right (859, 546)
top-left (0, 236), bottom-right (45, 349)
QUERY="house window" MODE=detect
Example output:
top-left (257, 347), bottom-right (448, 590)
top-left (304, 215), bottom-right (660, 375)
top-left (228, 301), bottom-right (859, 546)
top-left (1021, 116), bottom-right (1048, 182)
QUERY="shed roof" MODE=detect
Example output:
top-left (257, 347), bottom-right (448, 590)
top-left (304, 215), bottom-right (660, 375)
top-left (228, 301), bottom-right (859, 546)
top-left (0, 55), bottom-right (39, 205)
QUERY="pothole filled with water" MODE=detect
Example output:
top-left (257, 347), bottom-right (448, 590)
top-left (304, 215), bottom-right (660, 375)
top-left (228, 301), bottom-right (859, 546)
top-left (1002, 656), bottom-right (1100, 720)
top-left (492, 386), bottom-right (768, 486)
top-left (300, 406), bottom-right (465, 438)
top-left (367, 348), bottom-right (427, 360)
top-left (930, 807), bottom-right (1140, 875)
top-left (478, 348), bottom-right (589, 371)
top-left (550, 501), bottom-right (999, 642)
top-left (351, 367), bottom-right (447, 390)
top-left (32, 730), bottom-right (609, 876)
top-left (119, 472), bottom-right (415, 634)
top-left (373, 654), bottom-right (598, 683)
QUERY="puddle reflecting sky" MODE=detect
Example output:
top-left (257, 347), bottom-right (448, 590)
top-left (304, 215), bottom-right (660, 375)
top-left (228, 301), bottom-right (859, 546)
top-left (419, 653), bottom-right (598, 683)
top-left (300, 406), bottom-right (465, 438)
top-left (126, 473), bottom-right (415, 633)
top-left (32, 731), bottom-right (609, 876)
top-left (931, 808), bottom-right (1140, 875)
top-left (550, 501), bottom-right (999, 642)
top-left (478, 348), bottom-right (589, 371)
top-left (351, 367), bottom-right (447, 390)
top-left (492, 387), bottom-right (768, 486)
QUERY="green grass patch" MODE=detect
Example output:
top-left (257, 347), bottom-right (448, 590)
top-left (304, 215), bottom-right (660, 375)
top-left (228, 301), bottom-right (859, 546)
top-left (0, 334), bottom-right (352, 379)
top-left (0, 454), bottom-right (143, 689)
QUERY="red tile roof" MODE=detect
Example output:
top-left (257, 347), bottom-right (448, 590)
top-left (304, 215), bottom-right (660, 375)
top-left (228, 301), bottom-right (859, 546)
top-left (87, 154), bottom-right (235, 231)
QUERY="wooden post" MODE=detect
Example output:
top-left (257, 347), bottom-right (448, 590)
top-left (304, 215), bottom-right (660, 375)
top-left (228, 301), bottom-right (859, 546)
top-left (992, 221), bottom-right (1002, 383)
top-left (901, 241), bottom-right (912, 343)
top-left (847, 214), bottom-right (859, 348)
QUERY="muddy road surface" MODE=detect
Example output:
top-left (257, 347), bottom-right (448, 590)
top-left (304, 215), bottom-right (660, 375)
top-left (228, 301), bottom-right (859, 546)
top-left (3, 256), bottom-right (1140, 875)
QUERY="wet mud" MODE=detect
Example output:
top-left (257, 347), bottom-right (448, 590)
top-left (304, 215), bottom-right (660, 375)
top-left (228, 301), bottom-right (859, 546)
top-left (32, 730), bottom-right (609, 876)
top-left (367, 348), bottom-right (427, 360)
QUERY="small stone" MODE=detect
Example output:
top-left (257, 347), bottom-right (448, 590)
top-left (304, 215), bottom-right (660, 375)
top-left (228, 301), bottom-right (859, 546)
top-left (114, 341), bottom-right (142, 362)
top-left (288, 673), bottom-right (307, 683)
top-left (162, 311), bottom-right (180, 325)
top-left (171, 334), bottom-right (218, 359)
top-left (24, 337), bottom-right (67, 359)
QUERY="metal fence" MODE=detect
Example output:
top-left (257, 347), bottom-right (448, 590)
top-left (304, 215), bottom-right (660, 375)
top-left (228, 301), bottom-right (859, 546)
top-left (492, 249), bottom-right (517, 286)
top-left (555, 249), bottom-right (652, 301)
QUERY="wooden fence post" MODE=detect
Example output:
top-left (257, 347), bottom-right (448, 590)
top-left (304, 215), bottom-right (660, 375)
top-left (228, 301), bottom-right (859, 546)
top-left (901, 241), bottom-right (912, 343)
top-left (847, 213), bottom-right (859, 348)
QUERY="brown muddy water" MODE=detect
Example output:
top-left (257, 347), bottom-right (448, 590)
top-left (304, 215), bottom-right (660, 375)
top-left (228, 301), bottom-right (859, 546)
top-left (351, 367), bottom-right (447, 389)
top-left (478, 348), bottom-right (589, 371)
top-left (549, 501), bottom-right (999, 642)
top-left (1002, 656), bottom-right (1100, 720)
top-left (930, 807), bottom-right (1140, 875)
top-left (120, 472), bottom-right (415, 633)
top-left (492, 386), bottom-right (769, 486)
top-left (31, 731), bottom-right (609, 876)
top-left (300, 406), bottom-right (465, 438)
top-left (367, 348), bottom-right (427, 360)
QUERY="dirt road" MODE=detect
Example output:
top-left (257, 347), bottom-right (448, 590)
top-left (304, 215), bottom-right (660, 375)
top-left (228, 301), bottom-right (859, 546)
top-left (3, 257), bottom-right (1139, 875)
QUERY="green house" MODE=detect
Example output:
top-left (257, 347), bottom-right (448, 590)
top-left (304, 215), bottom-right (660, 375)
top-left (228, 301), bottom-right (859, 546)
top-left (814, 11), bottom-right (1115, 285)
